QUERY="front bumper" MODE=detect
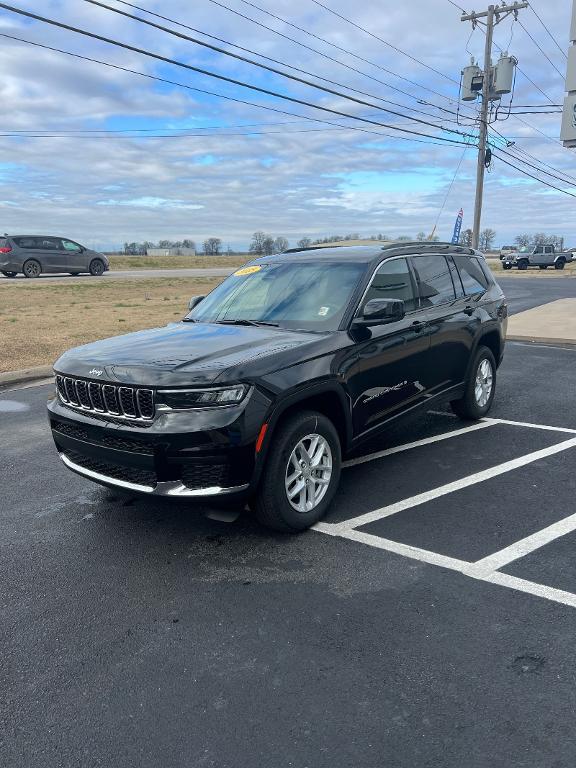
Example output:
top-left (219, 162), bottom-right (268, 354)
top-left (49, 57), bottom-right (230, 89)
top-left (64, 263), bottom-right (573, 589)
top-left (48, 386), bottom-right (272, 500)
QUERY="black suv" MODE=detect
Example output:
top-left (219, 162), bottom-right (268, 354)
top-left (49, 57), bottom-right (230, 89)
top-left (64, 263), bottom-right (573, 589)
top-left (48, 243), bottom-right (507, 531)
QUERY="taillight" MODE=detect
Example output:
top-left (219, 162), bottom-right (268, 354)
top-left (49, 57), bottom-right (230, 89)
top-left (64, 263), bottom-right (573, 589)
top-left (0, 246), bottom-right (11, 254)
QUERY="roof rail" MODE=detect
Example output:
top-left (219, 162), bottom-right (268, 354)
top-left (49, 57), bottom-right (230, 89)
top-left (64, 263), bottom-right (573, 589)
top-left (381, 241), bottom-right (476, 256)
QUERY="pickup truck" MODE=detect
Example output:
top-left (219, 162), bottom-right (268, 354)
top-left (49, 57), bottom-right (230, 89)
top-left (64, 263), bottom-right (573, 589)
top-left (502, 244), bottom-right (573, 270)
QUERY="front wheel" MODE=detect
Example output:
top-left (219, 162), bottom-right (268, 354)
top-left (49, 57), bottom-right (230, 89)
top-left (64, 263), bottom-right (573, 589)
top-left (254, 411), bottom-right (341, 532)
top-left (502, 263), bottom-right (512, 270)
top-left (89, 259), bottom-right (105, 276)
top-left (451, 346), bottom-right (496, 421)
top-left (555, 260), bottom-right (565, 270)
top-left (517, 260), bottom-right (528, 271)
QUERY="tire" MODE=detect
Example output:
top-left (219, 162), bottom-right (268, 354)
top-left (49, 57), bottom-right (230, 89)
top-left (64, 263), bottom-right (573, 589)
top-left (517, 260), bottom-right (528, 271)
top-left (254, 410), bottom-right (341, 532)
top-left (502, 263), bottom-right (512, 270)
top-left (89, 259), bottom-right (105, 276)
top-left (450, 346), bottom-right (496, 421)
top-left (539, 265), bottom-right (548, 270)
top-left (1, 271), bottom-right (17, 278)
top-left (555, 259), bottom-right (565, 270)
top-left (23, 259), bottom-right (41, 279)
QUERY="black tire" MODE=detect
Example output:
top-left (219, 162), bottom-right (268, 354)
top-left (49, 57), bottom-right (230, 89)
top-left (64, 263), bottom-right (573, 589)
top-left (254, 410), bottom-right (341, 533)
top-left (517, 260), bottom-right (528, 271)
top-left (450, 346), bottom-right (496, 421)
top-left (539, 265), bottom-right (548, 270)
top-left (89, 259), bottom-right (105, 276)
top-left (555, 259), bottom-right (565, 270)
top-left (1, 270), bottom-right (17, 278)
top-left (502, 263), bottom-right (512, 270)
top-left (23, 259), bottom-right (41, 279)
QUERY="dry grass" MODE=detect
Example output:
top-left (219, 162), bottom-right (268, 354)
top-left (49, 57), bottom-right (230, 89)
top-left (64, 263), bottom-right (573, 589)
top-left (0, 277), bottom-right (223, 372)
top-left (108, 254), bottom-right (250, 270)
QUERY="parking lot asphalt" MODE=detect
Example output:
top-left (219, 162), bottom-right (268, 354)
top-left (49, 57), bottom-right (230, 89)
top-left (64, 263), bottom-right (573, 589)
top-left (2, 340), bottom-right (576, 768)
top-left (497, 275), bottom-right (576, 314)
top-left (0, 267), bottom-right (235, 284)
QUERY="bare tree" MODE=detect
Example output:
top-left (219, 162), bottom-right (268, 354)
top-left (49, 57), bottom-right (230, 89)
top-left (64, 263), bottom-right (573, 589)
top-left (460, 229), bottom-right (473, 247)
top-left (203, 238), bottom-right (222, 256)
top-left (297, 237), bottom-right (312, 249)
top-left (273, 236), bottom-right (289, 253)
top-left (514, 233), bottom-right (532, 247)
top-left (416, 231), bottom-right (427, 241)
top-left (262, 236), bottom-right (275, 256)
top-left (249, 231), bottom-right (267, 255)
top-left (479, 228), bottom-right (496, 251)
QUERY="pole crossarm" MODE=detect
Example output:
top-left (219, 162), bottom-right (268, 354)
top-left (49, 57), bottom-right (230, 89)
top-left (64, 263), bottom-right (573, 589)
top-left (461, 2), bottom-right (528, 22)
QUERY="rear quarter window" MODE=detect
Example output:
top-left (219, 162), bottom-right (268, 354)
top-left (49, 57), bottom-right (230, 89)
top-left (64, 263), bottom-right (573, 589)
top-left (453, 255), bottom-right (490, 296)
top-left (13, 237), bottom-right (38, 249)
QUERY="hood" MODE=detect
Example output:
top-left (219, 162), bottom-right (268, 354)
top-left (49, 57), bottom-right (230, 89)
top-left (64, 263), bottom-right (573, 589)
top-left (54, 321), bottom-right (328, 387)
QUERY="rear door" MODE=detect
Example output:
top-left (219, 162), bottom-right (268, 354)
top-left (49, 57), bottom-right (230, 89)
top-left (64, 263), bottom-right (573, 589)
top-left (410, 253), bottom-right (472, 395)
top-left (347, 256), bottom-right (431, 438)
top-left (33, 237), bottom-right (64, 273)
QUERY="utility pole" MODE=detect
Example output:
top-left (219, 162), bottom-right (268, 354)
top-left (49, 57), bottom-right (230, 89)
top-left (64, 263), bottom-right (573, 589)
top-left (461, 2), bottom-right (528, 249)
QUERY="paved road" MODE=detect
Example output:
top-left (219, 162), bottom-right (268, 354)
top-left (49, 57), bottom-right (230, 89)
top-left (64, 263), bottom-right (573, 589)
top-left (497, 275), bottom-right (576, 314)
top-left (0, 267), bottom-right (235, 285)
top-left (2, 342), bottom-right (576, 767)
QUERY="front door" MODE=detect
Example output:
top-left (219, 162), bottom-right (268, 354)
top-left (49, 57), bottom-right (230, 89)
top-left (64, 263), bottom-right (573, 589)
top-left (60, 239), bottom-right (86, 272)
top-left (346, 257), bottom-right (431, 438)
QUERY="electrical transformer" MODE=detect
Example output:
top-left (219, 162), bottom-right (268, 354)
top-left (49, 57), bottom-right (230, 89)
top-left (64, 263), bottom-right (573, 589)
top-left (493, 53), bottom-right (517, 95)
top-left (461, 59), bottom-right (483, 101)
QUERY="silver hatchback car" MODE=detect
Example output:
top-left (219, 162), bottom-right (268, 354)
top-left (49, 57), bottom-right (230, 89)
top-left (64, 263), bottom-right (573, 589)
top-left (0, 235), bottom-right (109, 278)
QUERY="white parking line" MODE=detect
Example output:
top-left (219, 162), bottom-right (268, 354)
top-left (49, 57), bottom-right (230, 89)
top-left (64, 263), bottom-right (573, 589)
top-left (343, 420), bottom-right (496, 468)
top-left (480, 572), bottom-right (576, 609)
top-left (472, 512), bottom-right (576, 575)
top-left (487, 418), bottom-right (576, 435)
top-left (332, 436), bottom-right (576, 532)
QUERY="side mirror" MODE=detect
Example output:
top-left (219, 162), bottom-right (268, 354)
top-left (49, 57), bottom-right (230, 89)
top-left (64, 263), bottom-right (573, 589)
top-left (188, 295), bottom-right (205, 311)
top-left (354, 298), bottom-right (405, 327)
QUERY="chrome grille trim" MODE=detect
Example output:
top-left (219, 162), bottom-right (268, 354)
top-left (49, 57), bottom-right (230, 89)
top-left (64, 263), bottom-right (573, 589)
top-left (55, 375), bottom-right (154, 421)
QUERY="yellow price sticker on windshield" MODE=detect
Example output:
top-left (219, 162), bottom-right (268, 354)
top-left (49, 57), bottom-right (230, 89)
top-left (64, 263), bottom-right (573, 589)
top-left (234, 265), bottom-right (262, 276)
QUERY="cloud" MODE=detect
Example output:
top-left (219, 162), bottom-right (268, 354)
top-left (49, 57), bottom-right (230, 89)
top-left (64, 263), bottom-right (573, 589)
top-left (0, 0), bottom-right (573, 248)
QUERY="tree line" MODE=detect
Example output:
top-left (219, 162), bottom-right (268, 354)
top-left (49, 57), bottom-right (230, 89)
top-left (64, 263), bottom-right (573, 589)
top-left (123, 239), bottom-right (196, 255)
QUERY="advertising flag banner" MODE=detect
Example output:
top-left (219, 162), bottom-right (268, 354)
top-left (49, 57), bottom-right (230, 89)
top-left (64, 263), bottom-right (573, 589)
top-left (451, 208), bottom-right (464, 244)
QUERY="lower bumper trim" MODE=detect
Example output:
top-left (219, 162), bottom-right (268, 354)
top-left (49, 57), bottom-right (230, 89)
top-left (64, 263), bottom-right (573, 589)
top-left (59, 453), bottom-right (249, 497)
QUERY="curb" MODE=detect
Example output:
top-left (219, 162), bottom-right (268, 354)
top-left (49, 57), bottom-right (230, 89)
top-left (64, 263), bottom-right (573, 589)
top-left (507, 335), bottom-right (576, 348)
top-left (0, 365), bottom-right (54, 391)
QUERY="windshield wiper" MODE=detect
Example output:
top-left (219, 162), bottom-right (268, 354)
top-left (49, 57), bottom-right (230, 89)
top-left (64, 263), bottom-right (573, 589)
top-left (214, 319), bottom-right (279, 327)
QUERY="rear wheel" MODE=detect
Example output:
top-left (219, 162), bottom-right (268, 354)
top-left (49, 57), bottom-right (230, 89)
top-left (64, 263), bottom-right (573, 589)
top-left (1, 271), bottom-right (17, 278)
top-left (89, 259), bottom-right (105, 276)
top-left (23, 259), bottom-right (41, 279)
top-left (451, 346), bottom-right (496, 421)
top-left (254, 411), bottom-right (341, 532)
top-left (555, 259), bottom-right (565, 270)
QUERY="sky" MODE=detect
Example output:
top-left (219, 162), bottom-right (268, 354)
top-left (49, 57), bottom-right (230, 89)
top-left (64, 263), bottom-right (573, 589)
top-left (0, 0), bottom-right (574, 251)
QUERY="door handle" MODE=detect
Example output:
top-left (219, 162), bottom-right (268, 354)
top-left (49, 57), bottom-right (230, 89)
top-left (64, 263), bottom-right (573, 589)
top-left (464, 306), bottom-right (474, 316)
top-left (411, 320), bottom-right (426, 332)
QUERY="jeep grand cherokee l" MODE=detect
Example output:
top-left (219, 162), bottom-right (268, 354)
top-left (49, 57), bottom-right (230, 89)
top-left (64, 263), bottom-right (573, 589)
top-left (48, 242), bottom-right (507, 532)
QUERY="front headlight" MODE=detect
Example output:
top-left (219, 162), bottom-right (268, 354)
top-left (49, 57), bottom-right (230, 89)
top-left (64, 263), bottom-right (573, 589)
top-left (158, 384), bottom-right (248, 409)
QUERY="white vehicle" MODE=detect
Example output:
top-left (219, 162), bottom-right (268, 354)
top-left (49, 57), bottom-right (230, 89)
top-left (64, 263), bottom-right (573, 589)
top-left (502, 244), bottom-right (573, 271)
top-left (499, 245), bottom-right (517, 261)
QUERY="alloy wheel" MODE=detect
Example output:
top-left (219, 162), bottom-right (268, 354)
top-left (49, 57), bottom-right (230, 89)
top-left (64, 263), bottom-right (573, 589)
top-left (284, 433), bottom-right (332, 513)
top-left (475, 358), bottom-right (493, 407)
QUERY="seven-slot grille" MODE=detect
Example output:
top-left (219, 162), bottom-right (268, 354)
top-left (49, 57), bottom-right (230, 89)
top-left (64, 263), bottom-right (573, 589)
top-left (55, 375), bottom-right (154, 420)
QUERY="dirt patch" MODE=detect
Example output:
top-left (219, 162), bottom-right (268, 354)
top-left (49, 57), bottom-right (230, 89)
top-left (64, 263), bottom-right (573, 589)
top-left (0, 277), bottom-right (223, 372)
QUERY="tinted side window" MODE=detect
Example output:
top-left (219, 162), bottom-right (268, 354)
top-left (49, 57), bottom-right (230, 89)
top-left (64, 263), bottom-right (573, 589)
top-left (453, 255), bottom-right (489, 296)
top-left (412, 255), bottom-right (455, 306)
top-left (362, 258), bottom-right (418, 313)
top-left (13, 237), bottom-right (38, 249)
top-left (447, 257), bottom-right (465, 299)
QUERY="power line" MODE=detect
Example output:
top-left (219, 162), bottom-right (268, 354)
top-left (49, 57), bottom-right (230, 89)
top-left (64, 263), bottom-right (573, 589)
top-left (0, 33), bottom-right (473, 149)
top-left (97, 0), bottom-right (450, 123)
top-left (499, 147), bottom-right (576, 187)
top-left (84, 0), bottom-right (460, 134)
top-left (492, 150), bottom-right (576, 198)
top-left (309, 0), bottom-right (460, 85)
top-left (431, 146), bottom-right (469, 235)
top-left (206, 0), bottom-right (463, 107)
top-left (517, 20), bottom-right (566, 79)
top-left (0, 4), bottom-right (475, 145)
top-left (446, 0), bottom-right (468, 12)
top-left (529, 4), bottom-right (568, 61)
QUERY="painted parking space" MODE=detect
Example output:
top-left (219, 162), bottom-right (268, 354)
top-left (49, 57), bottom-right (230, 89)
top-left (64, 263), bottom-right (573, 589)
top-left (316, 415), bottom-right (576, 609)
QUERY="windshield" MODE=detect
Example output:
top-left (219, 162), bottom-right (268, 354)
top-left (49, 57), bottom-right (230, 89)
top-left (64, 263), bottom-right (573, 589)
top-left (518, 246), bottom-right (529, 253)
top-left (188, 260), bottom-right (365, 331)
